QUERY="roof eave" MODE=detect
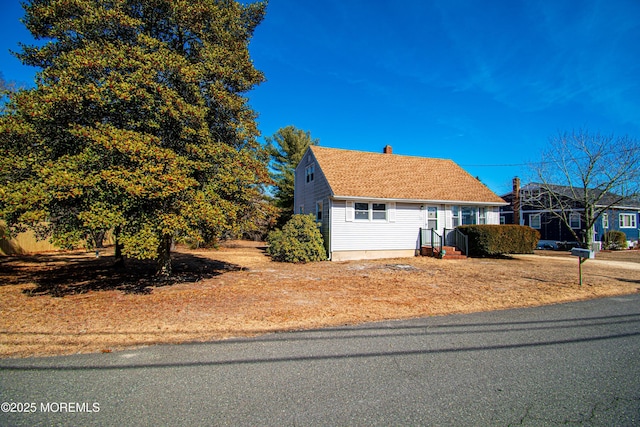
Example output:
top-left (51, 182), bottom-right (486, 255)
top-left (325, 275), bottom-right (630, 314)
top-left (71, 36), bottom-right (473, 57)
top-left (595, 204), bottom-right (640, 210)
top-left (332, 195), bottom-right (508, 206)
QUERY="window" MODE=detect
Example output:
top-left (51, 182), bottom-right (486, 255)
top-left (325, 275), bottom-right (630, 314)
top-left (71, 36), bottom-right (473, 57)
top-left (570, 213), bottom-right (581, 229)
top-left (500, 215), bottom-right (506, 225)
top-left (461, 207), bottom-right (477, 225)
top-left (355, 202), bottom-right (369, 220)
top-left (602, 213), bottom-right (609, 229)
top-left (305, 165), bottom-right (314, 183)
top-left (352, 202), bottom-right (388, 221)
top-left (620, 213), bottom-right (637, 228)
top-left (372, 203), bottom-right (387, 220)
top-left (478, 208), bottom-right (487, 225)
top-left (316, 201), bottom-right (323, 221)
top-left (299, 205), bottom-right (304, 214)
top-left (451, 206), bottom-right (460, 227)
top-left (530, 214), bottom-right (541, 229)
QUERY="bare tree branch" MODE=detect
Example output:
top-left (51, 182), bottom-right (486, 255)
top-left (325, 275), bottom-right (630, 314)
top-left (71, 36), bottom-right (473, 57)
top-left (527, 130), bottom-right (640, 246)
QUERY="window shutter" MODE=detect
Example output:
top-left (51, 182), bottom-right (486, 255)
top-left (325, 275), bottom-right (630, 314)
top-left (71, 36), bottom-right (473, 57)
top-left (346, 201), bottom-right (354, 222)
top-left (388, 202), bottom-right (396, 222)
top-left (445, 206), bottom-right (452, 228)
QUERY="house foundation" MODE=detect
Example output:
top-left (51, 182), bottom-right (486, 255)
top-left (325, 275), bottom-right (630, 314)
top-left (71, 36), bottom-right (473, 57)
top-left (330, 249), bottom-right (417, 262)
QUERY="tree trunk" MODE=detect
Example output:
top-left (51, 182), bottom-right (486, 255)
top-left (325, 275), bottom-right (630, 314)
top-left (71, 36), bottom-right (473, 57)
top-left (92, 230), bottom-right (106, 248)
top-left (156, 234), bottom-right (172, 277)
top-left (113, 226), bottom-right (125, 268)
top-left (584, 207), bottom-right (595, 248)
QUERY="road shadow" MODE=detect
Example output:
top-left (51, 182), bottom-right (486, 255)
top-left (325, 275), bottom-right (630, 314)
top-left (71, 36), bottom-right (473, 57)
top-left (2, 306), bottom-right (640, 370)
top-left (0, 252), bottom-right (242, 297)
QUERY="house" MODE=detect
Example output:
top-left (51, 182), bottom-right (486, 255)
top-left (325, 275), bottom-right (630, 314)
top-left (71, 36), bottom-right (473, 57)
top-left (501, 178), bottom-right (640, 249)
top-left (293, 145), bottom-right (507, 261)
top-left (0, 221), bottom-right (60, 255)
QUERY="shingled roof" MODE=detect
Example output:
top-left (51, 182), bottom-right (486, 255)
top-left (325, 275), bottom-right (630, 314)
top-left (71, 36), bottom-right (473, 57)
top-left (520, 183), bottom-right (640, 209)
top-left (309, 146), bottom-right (506, 204)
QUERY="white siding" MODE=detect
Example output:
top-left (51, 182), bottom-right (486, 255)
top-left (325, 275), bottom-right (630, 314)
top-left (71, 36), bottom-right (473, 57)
top-left (330, 201), bottom-right (423, 252)
top-left (329, 201), bottom-right (506, 259)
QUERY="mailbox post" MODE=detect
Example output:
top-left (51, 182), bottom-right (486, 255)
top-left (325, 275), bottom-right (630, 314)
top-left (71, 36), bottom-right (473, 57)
top-left (570, 248), bottom-right (594, 286)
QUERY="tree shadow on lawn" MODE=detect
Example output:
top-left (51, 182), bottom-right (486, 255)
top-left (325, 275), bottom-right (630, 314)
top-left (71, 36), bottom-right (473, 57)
top-left (615, 277), bottom-right (640, 285)
top-left (0, 252), bottom-right (242, 297)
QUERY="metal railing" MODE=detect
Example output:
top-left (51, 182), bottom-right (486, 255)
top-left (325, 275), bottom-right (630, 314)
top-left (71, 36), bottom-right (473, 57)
top-left (420, 228), bottom-right (443, 254)
top-left (421, 227), bottom-right (469, 256)
top-left (445, 228), bottom-right (469, 256)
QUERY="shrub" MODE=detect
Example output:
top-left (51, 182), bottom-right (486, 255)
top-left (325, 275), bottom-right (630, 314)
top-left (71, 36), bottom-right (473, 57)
top-left (603, 230), bottom-right (628, 250)
top-left (458, 225), bottom-right (540, 257)
top-left (266, 214), bottom-right (326, 263)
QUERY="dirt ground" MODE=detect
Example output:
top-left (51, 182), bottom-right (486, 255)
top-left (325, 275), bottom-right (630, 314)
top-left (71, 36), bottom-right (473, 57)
top-left (1, 241), bottom-right (639, 358)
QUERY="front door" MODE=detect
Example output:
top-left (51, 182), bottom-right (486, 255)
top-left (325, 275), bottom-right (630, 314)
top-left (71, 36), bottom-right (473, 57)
top-left (426, 206), bottom-right (438, 231)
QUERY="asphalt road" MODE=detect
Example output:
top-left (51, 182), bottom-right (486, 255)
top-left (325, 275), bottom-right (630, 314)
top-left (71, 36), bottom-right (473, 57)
top-left (2, 294), bottom-right (640, 426)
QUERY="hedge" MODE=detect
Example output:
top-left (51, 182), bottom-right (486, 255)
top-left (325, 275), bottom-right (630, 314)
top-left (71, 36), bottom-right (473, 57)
top-left (266, 214), bottom-right (326, 263)
top-left (458, 225), bottom-right (540, 257)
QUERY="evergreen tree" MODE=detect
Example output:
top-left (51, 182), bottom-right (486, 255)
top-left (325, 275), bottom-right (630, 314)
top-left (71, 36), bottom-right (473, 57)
top-left (266, 125), bottom-right (318, 226)
top-left (0, 0), bottom-right (269, 276)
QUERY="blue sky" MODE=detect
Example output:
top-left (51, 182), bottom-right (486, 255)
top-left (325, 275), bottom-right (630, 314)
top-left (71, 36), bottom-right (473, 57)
top-left (2, 1), bottom-right (639, 195)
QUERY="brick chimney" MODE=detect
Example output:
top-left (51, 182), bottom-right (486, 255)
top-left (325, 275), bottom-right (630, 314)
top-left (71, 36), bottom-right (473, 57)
top-left (512, 176), bottom-right (521, 225)
top-left (383, 145), bottom-right (393, 154)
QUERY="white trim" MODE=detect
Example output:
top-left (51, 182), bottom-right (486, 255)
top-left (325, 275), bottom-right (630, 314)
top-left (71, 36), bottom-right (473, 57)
top-left (333, 196), bottom-right (507, 206)
top-left (354, 202), bottom-right (370, 221)
top-left (345, 201), bottom-right (354, 222)
top-left (444, 205), bottom-right (453, 228)
top-left (351, 201), bottom-right (391, 223)
top-left (451, 205), bottom-right (461, 227)
top-left (595, 204), bottom-right (640, 210)
top-left (619, 213), bottom-right (637, 228)
top-left (520, 208), bottom-right (580, 214)
top-left (388, 202), bottom-right (396, 222)
top-left (329, 198), bottom-right (334, 255)
top-left (529, 213), bottom-right (541, 229)
top-left (569, 213), bottom-right (581, 229)
top-left (304, 164), bottom-right (315, 183)
top-left (372, 203), bottom-right (387, 221)
top-left (478, 207), bottom-right (487, 224)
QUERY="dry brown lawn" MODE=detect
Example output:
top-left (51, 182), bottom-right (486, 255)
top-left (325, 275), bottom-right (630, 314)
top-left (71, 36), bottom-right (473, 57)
top-left (1, 241), bottom-right (639, 358)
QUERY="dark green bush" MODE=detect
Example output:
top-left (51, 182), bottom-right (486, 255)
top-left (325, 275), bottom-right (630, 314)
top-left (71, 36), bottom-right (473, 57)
top-left (266, 214), bottom-right (326, 263)
top-left (603, 230), bottom-right (628, 250)
top-left (458, 225), bottom-right (540, 257)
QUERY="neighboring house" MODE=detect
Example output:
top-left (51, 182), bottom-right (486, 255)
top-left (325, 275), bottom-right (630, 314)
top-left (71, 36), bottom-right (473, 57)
top-left (0, 222), bottom-right (60, 255)
top-left (293, 145), bottom-right (507, 261)
top-left (501, 178), bottom-right (640, 248)
top-left (0, 221), bottom-right (114, 255)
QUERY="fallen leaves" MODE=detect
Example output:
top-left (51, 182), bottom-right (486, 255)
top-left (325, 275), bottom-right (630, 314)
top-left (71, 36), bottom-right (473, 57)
top-left (0, 241), bottom-right (638, 358)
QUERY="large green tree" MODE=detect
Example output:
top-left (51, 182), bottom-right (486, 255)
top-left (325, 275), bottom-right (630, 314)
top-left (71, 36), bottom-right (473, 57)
top-left (0, 72), bottom-right (15, 94)
top-left (0, 72), bottom-right (17, 114)
top-left (0, 0), bottom-right (270, 275)
top-left (266, 125), bottom-right (318, 226)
